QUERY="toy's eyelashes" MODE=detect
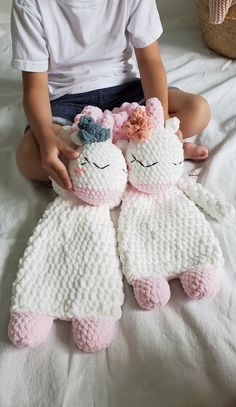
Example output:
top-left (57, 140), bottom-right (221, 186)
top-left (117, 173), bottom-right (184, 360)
top-left (130, 155), bottom-right (183, 168)
top-left (94, 163), bottom-right (110, 170)
top-left (80, 156), bottom-right (90, 165)
top-left (80, 156), bottom-right (110, 170)
top-left (130, 155), bottom-right (158, 168)
top-left (78, 155), bottom-right (127, 173)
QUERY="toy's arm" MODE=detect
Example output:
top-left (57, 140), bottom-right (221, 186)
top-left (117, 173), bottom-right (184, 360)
top-left (178, 180), bottom-right (235, 222)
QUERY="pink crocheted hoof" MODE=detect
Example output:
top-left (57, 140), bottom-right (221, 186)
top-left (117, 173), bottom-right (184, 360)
top-left (180, 266), bottom-right (220, 300)
top-left (8, 312), bottom-right (53, 348)
top-left (132, 277), bottom-right (171, 309)
top-left (72, 318), bottom-right (115, 352)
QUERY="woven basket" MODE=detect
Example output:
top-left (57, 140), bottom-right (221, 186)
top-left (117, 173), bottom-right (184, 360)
top-left (197, 0), bottom-right (236, 58)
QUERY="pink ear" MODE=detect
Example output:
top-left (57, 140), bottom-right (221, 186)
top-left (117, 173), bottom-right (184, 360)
top-left (112, 102), bottom-right (140, 115)
top-left (100, 110), bottom-right (115, 131)
top-left (73, 106), bottom-right (103, 129)
top-left (145, 98), bottom-right (165, 130)
top-left (111, 111), bottom-right (130, 143)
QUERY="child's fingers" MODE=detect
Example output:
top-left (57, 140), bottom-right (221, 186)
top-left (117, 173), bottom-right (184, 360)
top-left (40, 138), bottom-right (78, 189)
top-left (51, 159), bottom-right (73, 190)
top-left (45, 158), bottom-right (72, 190)
top-left (47, 168), bottom-right (67, 190)
top-left (59, 140), bottom-right (80, 160)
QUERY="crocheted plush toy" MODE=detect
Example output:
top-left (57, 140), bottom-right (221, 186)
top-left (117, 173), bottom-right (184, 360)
top-left (117, 98), bottom-right (235, 309)
top-left (209, 0), bottom-right (236, 24)
top-left (8, 112), bottom-right (127, 352)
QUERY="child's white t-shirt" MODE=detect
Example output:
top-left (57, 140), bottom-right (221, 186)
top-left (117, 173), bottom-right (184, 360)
top-left (11, 0), bottom-right (163, 100)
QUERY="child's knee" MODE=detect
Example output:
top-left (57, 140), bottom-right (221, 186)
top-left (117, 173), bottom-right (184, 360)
top-left (16, 131), bottom-right (39, 179)
top-left (188, 95), bottom-right (211, 126)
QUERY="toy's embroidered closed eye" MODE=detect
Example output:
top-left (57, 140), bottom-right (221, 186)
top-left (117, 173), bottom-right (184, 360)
top-left (79, 156), bottom-right (110, 169)
top-left (130, 154), bottom-right (159, 168)
top-left (173, 161), bottom-right (183, 166)
top-left (130, 154), bottom-right (183, 168)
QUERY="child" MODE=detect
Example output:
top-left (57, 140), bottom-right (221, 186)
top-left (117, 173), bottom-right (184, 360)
top-left (11, 0), bottom-right (210, 190)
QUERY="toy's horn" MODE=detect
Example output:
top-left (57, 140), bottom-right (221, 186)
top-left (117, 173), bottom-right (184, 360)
top-left (100, 110), bottom-right (115, 130)
top-left (145, 98), bottom-right (164, 130)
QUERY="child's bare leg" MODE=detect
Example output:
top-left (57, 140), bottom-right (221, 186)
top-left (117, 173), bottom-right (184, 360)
top-left (16, 124), bottom-right (62, 182)
top-left (168, 89), bottom-right (211, 161)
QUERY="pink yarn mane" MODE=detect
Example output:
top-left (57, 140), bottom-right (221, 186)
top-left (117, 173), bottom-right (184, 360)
top-left (209, 0), bottom-right (236, 24)
top-left (122, 98), bottom-right (165, 143)
top-left (123, 108), bottom-right (154, 143)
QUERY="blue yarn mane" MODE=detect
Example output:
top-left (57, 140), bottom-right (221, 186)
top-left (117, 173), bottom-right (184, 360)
top-left (77, 116), bottom-right (111, 144)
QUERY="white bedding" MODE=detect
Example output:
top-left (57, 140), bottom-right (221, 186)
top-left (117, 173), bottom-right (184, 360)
top-left (0, 15), bottom-right (236, 407)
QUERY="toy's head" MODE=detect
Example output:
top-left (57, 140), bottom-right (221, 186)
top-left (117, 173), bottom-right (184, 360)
top-left (123, 98), bottom-right (184, 193)
top-left (68, 115), bottom-right (127, 206)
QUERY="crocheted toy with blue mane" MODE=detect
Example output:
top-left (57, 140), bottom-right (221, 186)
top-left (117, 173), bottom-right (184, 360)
top-left (8, 110), bottom-right (127, 352)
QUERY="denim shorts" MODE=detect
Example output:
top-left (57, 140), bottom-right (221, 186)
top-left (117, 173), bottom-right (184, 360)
top-left (51, 78), bottom-right (145, 125)
top-left (25, 79), bottom-right (179, 131)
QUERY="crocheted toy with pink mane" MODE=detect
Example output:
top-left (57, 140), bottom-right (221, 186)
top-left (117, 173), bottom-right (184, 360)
top-left (209, 0), bottom-right (236, 24)
top-left (8, 109), bottom-right (127, 352)
top-left (117, 98), bottom-right (235, 309)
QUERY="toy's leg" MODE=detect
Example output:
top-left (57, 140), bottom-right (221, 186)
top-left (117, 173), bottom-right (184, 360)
top-left (8, 312), bottom-right (54, 348)
top-left (72, 318), bottom-right (115, 352)
top-left (179, 266), bottom-right (220, 300)
top-left (131, 277), bottom-right (171, 309)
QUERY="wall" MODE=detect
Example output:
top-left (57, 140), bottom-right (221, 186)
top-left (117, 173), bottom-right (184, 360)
top-left (157, 0), bottom-right (195, 20)
top-left (0, 0), bottom-right (195, 19)
top-left (0, 0), bottom-right (10, 15)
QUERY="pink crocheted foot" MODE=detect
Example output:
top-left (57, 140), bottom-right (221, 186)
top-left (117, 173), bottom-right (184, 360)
top-left (132, 277), bottom-right (171, 309)
top-left (8, 312), bottom-right (53, 348)
top-left (180, 266), bottom-right (220, 300)
top-left (72, 318), bottom-right (115, 352)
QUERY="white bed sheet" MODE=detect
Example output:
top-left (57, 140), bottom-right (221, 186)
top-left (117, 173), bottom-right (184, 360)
top-left (0, 16), bottom-right (236, 407)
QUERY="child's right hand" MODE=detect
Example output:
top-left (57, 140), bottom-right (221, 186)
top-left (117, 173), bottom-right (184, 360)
top-left (39, 133), bottom-right (80, 190)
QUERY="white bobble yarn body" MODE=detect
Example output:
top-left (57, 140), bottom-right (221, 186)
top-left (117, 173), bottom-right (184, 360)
top-left (11, 124), bottom-right (127, 322)
top-left (11, 198), bottom-right (124, 321)
top-left (118, 186), bottom-right (224, 282)
top-left (118, 123), bottom-right (234, 283)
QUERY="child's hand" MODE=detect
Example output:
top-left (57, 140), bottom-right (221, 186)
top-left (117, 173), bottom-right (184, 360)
top-left (39, 134), bottom-right (80, 190)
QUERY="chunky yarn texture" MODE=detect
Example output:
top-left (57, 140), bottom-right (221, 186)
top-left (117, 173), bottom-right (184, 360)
top-left (118, 99), bottom-right (234, 309)
top-left (11, 198), bottom-right (124, 320)
top-left (9, 110), bottom-right (127, 352)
